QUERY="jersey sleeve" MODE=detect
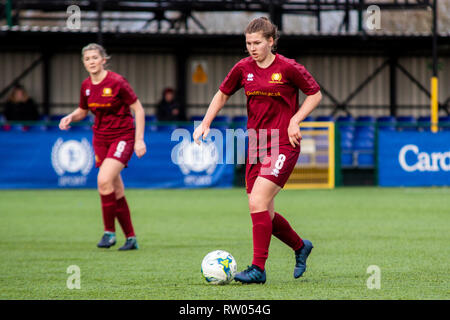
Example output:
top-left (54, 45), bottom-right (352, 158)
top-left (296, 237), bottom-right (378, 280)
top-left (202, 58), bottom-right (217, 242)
top-left (288, 62), bottom-right (320, 96)
top-left (119, 76), bottom-right (138, 106)
top-left (219, 62), bottom-right (243, 96)
top-left (79, 83), bottom-right (88, 110)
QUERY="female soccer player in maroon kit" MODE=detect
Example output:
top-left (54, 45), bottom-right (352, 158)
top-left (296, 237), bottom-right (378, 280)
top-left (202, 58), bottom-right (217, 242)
top-left (194, 18), bottom-right (322, 283)
top-left (59, 43), bottom-right (146, 251)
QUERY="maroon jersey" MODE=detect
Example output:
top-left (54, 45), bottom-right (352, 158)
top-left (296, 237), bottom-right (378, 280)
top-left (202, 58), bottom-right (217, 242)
top-left (219, 54), bottom-right (320, 151)
top-left (79, 71), bottom-right (137, 137)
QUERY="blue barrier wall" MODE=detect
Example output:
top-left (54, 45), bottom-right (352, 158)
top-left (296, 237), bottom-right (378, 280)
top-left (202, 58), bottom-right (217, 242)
top-left (378, 131), bottom-right (450, 186)
top-left (0, 129), bottom-right (235, 189)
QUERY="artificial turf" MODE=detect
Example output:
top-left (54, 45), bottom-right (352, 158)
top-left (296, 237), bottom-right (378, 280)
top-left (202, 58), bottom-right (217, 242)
top-left (0, 187), bottom-right (448, 299)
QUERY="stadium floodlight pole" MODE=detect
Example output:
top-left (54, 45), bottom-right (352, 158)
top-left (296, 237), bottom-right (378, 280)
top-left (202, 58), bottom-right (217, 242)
top-left (431, 0), bottom-right (438, 133)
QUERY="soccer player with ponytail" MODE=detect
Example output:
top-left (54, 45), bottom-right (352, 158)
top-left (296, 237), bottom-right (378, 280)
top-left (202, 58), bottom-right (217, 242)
top-left (59, 43), bottom-right (146, 250)
top-left (194, 17), bottom-right (322, 283)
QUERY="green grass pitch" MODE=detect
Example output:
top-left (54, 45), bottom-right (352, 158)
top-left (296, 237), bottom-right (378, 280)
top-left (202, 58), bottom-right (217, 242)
top-left (0, 187), bottom-right (448, 300)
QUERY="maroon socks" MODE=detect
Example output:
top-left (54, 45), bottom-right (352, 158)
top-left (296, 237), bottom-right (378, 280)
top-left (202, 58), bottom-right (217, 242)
top-left (272, 212), bottom-right (304, 252)
top-left (100, 193), bottom-right (135, 238)
top-left (100, 192), bottom-right (117, 233)
top-left (250, 211), bottom-right (304, 271)
top-left (116, 196), bottom-right (136, 238)
top-left (251, 211), bottom-right (273, 271)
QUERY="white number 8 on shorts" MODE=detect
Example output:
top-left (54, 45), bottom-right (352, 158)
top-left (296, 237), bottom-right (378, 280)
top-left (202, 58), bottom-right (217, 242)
top-left (275, 154), bottom-right (286, 169)
top-left (114, 141), bottom-right (127, 158)
top-left (272, 154), bottom-right (286, 177)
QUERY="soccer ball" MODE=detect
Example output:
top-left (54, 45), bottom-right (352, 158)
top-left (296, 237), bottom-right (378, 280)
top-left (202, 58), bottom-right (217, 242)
top-left (201, 250), bottom-right (237, 285)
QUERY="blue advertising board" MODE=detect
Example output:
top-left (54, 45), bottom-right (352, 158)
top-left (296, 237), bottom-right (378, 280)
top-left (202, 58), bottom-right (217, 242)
top-left (0, 127), bottom-right (235, 189)
top-left (378, 131), bottom-right (450, 186)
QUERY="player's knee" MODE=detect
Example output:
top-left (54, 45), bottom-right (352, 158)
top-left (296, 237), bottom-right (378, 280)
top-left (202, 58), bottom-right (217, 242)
top-left (97, 175), bottom-right (114, 194)
top-left (248, 194), bottom-right (268, 213)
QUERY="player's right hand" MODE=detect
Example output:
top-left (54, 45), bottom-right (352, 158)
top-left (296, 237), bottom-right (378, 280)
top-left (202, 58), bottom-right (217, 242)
top-left (193, 122), bottom-right (210, 145)
top-left (59, 115), bottom-right (72, 130)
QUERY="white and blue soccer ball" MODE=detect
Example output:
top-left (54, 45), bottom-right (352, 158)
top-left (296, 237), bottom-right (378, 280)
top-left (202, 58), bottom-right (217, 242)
top-left (201, 250), bottom-right (237, 285)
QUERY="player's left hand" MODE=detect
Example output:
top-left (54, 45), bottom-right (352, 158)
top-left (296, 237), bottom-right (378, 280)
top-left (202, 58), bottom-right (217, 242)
top-left (134, 139), bottom-right (147, 158)
top-left (288, 120), bottom-right (302, 148)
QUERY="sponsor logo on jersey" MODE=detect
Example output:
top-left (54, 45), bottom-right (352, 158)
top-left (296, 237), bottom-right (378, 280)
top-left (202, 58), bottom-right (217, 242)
top-left (246, 90), bottom-right (281, 97)
top-left (269, 72), bottom-right (284, 84)
top-left (102, 87), bottom-right (113, 97)
top-left (88, 102), bottom-right (112, 108)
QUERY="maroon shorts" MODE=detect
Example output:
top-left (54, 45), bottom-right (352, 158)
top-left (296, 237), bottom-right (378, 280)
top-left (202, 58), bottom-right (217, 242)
top-left (93, 134), bottom-right (135, 168)
top-left (245, 145), bottom-right (300, 194)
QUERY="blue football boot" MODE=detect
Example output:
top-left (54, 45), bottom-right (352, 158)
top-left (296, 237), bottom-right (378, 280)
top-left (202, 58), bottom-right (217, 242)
top-left (97, 232), bottom-right (116, 248)
top-left (118, 237), bottom-right (139, 251)
top-left (294, 239), bottom-right (313, 278)
top-left (234, 265), bottom-right (266, 284)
